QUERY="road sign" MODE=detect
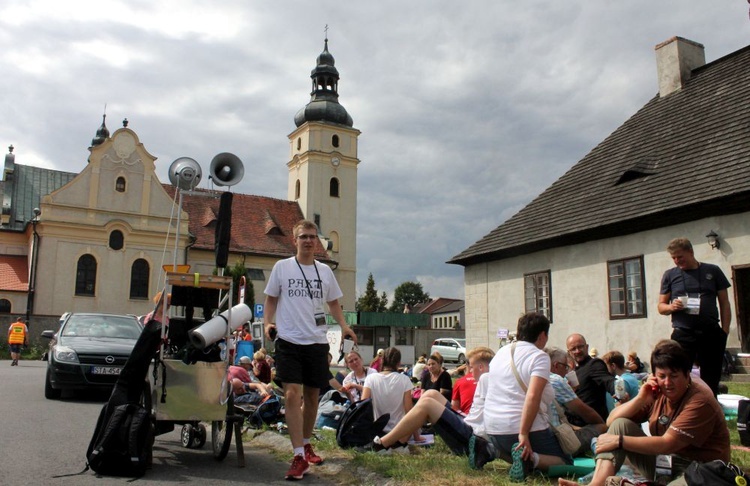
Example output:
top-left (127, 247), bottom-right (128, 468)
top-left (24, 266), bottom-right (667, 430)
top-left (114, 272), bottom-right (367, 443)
top-left (254, 304), bottom-right (264, 318)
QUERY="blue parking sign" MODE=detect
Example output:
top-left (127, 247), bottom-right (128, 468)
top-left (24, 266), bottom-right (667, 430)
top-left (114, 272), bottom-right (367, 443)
top-left (254, 304), bottom-right (264, 318)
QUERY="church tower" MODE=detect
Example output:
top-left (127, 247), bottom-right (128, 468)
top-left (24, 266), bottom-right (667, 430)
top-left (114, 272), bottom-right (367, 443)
top-left (288, 37), bottom-right (360, 310)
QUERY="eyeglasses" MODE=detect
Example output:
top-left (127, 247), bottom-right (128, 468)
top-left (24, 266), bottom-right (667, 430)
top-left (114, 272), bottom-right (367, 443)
top-left (295, 234), bottom-right (317, 240)
top-left (556, 362), bottom-right (570, 370)
top-left (567, 344), bottom-right (587, 352)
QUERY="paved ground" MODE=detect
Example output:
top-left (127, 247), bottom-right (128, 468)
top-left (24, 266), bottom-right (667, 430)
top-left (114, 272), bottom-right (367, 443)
top-left (0, 360), bottom-right (338, 486)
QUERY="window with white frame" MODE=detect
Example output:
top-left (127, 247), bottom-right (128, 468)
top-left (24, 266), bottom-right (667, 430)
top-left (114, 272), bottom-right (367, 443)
top-left (524, 270), bottom-right (552, 321)
top-left (607, 256), bottom-right (646, 318)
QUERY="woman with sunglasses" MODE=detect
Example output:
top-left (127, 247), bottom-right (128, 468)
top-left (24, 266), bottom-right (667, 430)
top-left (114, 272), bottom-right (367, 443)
top-left (558, 339), bottom-right (729, 486)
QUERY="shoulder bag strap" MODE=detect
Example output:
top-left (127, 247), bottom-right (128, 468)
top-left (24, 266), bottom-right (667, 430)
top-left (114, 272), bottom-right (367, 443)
top-left (510, 342), bottom-right (528, 392)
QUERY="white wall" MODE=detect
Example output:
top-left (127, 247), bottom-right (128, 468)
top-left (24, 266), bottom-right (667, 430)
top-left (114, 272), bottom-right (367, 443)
top-left (464, 213), bottom-right (748, 361)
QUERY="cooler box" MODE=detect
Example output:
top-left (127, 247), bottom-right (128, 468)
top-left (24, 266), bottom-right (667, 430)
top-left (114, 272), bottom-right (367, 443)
top-left (235, 340), bottom-right (254, 364)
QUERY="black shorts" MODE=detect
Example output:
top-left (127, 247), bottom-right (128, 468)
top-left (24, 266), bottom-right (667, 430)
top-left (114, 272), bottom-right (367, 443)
top-left (274, 338), bottom-right (330, 389)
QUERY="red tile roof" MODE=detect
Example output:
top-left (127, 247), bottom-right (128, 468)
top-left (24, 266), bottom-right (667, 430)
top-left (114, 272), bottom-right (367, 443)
top-left (0, 255), bottom-right (29, 291)
top-left (162, 186), bottom-right (331, 261)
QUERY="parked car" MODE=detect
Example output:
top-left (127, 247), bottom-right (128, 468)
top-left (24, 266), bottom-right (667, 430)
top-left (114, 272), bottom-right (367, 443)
top-left (430, 338), bottom-right (467, 364)
top-left (42, 313), bottom-right (143, 399)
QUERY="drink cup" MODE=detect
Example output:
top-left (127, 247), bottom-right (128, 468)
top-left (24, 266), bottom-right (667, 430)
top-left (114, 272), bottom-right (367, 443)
top-left (677, 295), bottom-right (688, 307)
top-left (565, 370), bottom-right (579, 387)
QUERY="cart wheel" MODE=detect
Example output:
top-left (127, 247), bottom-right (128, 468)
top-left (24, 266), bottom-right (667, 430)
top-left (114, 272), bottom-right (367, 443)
top-left (181, 424), bottom-right (196, 449)
top-left (195, 423), bottom-right (207, 449)
top-left (212, 420), bottom-right (232, 460)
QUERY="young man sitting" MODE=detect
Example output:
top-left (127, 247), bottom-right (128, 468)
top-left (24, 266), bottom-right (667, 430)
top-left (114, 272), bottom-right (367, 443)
top-left (358, 347), bottom-right (497, 470)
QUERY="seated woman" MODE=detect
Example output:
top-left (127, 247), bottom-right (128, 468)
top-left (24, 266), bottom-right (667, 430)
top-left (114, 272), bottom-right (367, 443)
top-left (558, 339), bottom-right (730, 486)
top-left (484, 312), bottom-right (571, 482)
top-left (252, 350), bottom-right (272, 384)
top-left (362, 347), bottom-right (420, 452)
top-left (421, 352), bottom-right (453, 401)
top-left (341, 351), bottom-right (376, 403)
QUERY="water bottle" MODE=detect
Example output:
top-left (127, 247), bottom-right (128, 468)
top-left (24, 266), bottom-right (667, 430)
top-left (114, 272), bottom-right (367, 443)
top-left (219, 341), bottom-right (227, 361)
top-left (614, 376), bottom-right (626, 402)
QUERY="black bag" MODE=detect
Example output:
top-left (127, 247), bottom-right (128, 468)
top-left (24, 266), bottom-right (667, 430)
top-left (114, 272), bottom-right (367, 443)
top-left (335, 398), bottom-right (390, 448)
top-left (86, 403), bottom-right (154, 477)
top-left (738, 399), bottom-right (750, 446)
top-left (684, 460), bottom-right (748, 485)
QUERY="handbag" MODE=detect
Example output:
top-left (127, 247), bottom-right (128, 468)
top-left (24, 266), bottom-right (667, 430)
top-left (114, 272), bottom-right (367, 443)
top-left (683, 460), bottom-right (748, 486)
top-left (509, 343), bottom-right (581, 455)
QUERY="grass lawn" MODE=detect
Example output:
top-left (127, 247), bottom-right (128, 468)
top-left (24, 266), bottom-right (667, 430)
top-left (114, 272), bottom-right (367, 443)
top-left (301, 381), bottom-right (750, 485)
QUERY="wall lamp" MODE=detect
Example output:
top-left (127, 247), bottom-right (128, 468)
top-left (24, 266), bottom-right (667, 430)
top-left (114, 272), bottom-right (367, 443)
top-left (706, 230), bottom-right (720, 250)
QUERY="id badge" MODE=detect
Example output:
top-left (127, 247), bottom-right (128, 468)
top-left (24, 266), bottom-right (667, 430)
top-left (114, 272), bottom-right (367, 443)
top-left (314, 303), bottom-right (326, 326)
top-left (686, 297), bottom-right (701, 315)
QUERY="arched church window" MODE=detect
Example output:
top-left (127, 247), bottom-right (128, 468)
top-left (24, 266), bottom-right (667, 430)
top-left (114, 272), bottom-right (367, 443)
top-left (0, 299), bottom-right (10, 313)
top-left (332, 135), bottom-right (339, 147)
top-left (75, 254), bottom-right (97, 296)
top-left (329, 178), bottom-right (340, 198)
top-left (130, 259), bottom-right (150, 299)
top-left (115, 176), bottom-right (126, 192)
top-left (295, 180), bottom-right (301, 200)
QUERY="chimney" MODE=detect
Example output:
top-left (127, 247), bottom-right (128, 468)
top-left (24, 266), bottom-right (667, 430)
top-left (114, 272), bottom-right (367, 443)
top-left (655, 36), bottom-right (705, 98)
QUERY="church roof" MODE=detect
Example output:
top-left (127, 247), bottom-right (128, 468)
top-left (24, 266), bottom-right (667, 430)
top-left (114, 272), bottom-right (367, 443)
top-left (294, 39), bottom-right (353, 128)
top-left (4, 163), bottom-right (77, 231)
top-left (162, 186), bottom-right (333, 262)
top-left (0, 255), bottom-right (29, 291)
top-left (450, 43), bottom-right (750, 267)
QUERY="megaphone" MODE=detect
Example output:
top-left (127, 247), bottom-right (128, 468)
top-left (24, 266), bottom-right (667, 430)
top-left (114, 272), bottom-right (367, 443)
top-left (168, 157), bottom-right (202, 190)
top-left (209, 153), bottom-right (244, 187)
top-left (188, 303), bottom-right (252, 349)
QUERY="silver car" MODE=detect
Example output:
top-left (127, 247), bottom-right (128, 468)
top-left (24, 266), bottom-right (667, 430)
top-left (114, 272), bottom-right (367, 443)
top-left (430, 338), bottom-right (467, 364)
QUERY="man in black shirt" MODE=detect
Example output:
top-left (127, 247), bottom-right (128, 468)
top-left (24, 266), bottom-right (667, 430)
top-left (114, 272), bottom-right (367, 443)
top-left (657, 237), bottom-right (731, 395)
top-left (565, 333), bottom-right (615, 427)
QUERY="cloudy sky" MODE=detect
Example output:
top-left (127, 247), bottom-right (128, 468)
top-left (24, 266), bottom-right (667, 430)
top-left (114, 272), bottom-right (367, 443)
top-left (2, 1), bottom-right (748, 301)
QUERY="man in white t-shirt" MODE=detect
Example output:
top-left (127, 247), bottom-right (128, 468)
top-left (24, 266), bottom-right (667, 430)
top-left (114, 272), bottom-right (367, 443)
top-left (264, 220), bottom-right (357, 481)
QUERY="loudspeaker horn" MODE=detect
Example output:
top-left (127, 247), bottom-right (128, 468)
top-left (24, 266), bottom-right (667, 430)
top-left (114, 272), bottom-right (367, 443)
top-left (209, 152), bottom-right (244, 187)
top-left (168, 157), bottom-right (202, 190)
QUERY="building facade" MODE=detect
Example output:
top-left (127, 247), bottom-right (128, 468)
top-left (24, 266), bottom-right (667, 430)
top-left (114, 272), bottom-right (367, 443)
top-left (450, 37), bottom-right (750, 360)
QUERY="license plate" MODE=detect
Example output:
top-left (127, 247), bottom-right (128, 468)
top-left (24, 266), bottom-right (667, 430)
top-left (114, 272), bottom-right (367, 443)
top-left (91, 366), bottom-right (122, 375)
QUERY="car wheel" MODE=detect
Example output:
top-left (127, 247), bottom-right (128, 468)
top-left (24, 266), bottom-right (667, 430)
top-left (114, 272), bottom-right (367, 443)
top-left (44, 368), bottom-right (61, 399)
top-left (181, 424), bottom-right (196, 448)
top-left (457, 354), bottom-right (466, 365)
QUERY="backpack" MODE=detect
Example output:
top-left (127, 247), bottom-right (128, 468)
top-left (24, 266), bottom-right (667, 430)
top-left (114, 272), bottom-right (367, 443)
top-left (316, 390), bottom-right (349, 429)
top-left (86, 403), bottom-right (154, 477)
top-left (248, 394), bottom-right (282, 428)
top-left (335, 398), bottom-right (390, 448)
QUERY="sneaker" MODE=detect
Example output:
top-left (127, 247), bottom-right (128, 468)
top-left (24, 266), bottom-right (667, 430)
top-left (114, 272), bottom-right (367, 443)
top-left (468, 435), bottom-right (495, 470)
top-left (390, 441), bottom-right (410, 455)
top-left (304, 443), bottom-right (324, 465)
top-left (509, 442), bottom-right (526, 483)
top-left (355, 436), bottom-right (389, 454)
top-left (285, 455), bottom-right (309, 480)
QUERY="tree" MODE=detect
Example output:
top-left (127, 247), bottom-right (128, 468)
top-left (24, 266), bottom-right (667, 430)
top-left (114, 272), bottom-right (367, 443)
top-left (356, 273), bottom-right (387, 312)
top-left (388, 281), bottom-right (430, 313)
top-left (219, 261), bottom-right (255, 312)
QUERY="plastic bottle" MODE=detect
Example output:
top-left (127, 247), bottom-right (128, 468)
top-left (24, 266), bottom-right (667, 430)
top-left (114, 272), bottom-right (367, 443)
top-left (219, 341), bottom-right (227, 361)
top-left (614, 375), bottom-right (626, 401)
